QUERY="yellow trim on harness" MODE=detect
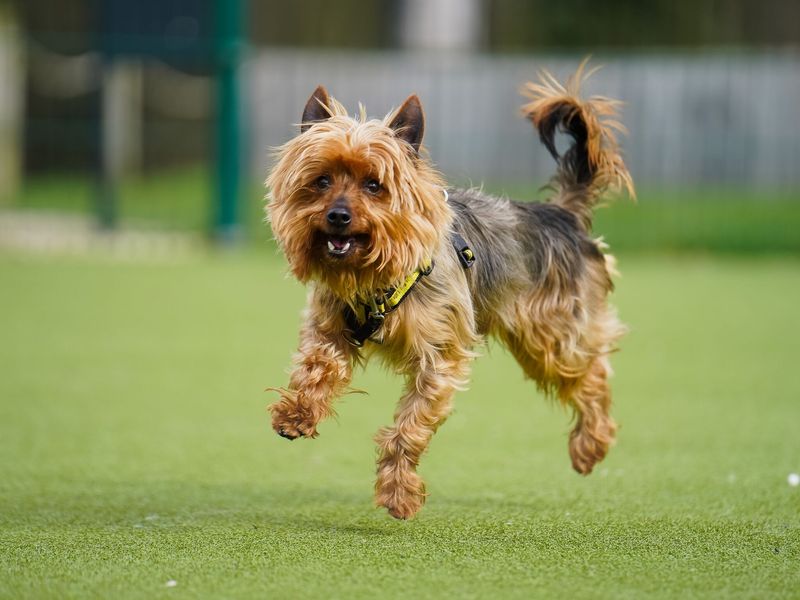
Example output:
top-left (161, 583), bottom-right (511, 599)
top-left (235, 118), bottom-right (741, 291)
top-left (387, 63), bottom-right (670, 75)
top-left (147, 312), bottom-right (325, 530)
top-left (354, 258), bottom-right (433, 324)
top-left (381, 259), bottom-right (432, 312)
top-left (343, 207), bottom-right (475, 346)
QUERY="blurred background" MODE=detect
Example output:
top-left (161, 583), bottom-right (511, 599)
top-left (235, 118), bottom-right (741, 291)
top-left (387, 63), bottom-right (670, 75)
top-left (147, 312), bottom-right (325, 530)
top-left (2, 4), bottom-right (799, 594)
top-left (1, 0), bottom-right (798, 253)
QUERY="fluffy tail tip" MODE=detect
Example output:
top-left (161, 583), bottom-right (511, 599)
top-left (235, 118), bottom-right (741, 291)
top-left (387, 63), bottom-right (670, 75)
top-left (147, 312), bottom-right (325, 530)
top-left (521, 60), bottom-right (635, 210)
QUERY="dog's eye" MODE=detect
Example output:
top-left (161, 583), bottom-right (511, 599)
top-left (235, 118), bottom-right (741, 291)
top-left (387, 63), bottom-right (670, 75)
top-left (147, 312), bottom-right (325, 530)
top-left (364, 179), bottom-right (382, 195)
top-left (314, 175), bottom-right (331, 190)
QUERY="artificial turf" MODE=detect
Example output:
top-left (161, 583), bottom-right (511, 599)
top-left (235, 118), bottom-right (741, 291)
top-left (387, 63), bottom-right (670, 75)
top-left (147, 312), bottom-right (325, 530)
top-left (0, 250), bottom-right (798, 598)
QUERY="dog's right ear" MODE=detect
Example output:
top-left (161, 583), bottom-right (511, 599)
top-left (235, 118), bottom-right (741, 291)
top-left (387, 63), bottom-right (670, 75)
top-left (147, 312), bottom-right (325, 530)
top-left (388, 94), bottom-right (424, 153)
top-left (301, 85), bottom-right (331, 133)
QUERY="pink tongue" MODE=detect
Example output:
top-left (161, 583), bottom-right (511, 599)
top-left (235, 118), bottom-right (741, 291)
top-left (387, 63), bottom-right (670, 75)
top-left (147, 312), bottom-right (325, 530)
top-left (330, 237), bottom-right (349, 249)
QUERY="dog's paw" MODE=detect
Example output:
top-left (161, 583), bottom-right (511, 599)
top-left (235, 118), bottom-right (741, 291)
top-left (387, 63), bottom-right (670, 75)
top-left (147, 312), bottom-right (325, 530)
top-left (269, 401), bottom-right (319, 440)
top-left (569, 419), bottom-right (615, 475)
top-left (375, 471), bottom-right (427, 520)
top-left (570, 441), bottom-right (606, 475)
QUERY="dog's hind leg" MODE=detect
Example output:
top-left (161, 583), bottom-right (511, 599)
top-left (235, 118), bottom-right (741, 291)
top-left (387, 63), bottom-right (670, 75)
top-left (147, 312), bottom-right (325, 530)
top-left (494, 291), bottom-right (622, 475)
top-left (560, 355), bottom-right (616, 474)
top-left (560, 299), bottom-right (625, 474)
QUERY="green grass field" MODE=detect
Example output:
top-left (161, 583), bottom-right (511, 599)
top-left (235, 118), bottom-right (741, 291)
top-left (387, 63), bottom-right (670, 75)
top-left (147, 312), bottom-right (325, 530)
top-left (1, 248), bottom-right (798, 598)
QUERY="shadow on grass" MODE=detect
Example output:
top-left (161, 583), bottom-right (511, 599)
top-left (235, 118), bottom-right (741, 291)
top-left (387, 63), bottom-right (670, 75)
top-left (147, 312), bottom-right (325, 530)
top-left (2, 477), bottom-right (572, 534)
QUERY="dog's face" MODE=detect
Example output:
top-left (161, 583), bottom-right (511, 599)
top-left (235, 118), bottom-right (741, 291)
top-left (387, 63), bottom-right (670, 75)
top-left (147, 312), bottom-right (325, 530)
top-left (267, 86), bottom-right (449, 298)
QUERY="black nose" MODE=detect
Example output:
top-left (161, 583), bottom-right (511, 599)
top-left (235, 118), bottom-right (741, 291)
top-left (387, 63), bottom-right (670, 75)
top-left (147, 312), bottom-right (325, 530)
top-left (326, 207), bottom-right (351, 228)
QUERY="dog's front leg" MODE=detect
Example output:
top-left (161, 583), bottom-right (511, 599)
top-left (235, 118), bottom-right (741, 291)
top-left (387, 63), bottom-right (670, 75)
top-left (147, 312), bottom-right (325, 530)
top-left (374, 355), bottom-right (470, 519)
top-left (269, 308), bottom-right (354, 440)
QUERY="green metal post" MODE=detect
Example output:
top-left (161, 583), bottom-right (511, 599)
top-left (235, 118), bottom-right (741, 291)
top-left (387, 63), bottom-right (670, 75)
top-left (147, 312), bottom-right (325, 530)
top-left (214, 0), bottom-right (246, 242)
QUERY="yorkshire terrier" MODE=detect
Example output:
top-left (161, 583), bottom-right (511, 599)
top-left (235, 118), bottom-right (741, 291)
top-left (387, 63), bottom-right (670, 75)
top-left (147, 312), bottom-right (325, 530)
top-left (266, 62), bottom-right (634, 520)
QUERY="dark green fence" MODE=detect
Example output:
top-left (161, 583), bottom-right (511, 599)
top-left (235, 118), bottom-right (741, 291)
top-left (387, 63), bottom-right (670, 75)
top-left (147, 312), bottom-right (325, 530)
top-left (14, 0), bottom-right (246, 239)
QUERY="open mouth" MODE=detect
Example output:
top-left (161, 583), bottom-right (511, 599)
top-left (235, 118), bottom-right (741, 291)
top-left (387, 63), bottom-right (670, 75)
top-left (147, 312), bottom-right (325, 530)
top-left (327, 235), bottom-right (354, 257)
top-left (323, 233), bottom-right (369, 259)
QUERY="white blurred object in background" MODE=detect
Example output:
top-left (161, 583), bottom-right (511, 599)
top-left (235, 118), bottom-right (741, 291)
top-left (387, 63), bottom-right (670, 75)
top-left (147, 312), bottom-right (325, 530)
top-left (399, 0), bottom-right (483, 52)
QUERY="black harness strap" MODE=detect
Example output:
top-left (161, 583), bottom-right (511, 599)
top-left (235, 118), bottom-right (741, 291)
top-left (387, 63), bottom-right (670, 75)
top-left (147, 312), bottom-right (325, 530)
top-left (343, 232), bottom-right (475, 347)
top-left (343, 304), bottom-right (386, 348)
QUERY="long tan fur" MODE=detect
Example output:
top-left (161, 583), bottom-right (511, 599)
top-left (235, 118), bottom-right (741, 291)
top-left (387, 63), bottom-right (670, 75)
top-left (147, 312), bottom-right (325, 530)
top-left (266, 63), bottom-right (633, 519)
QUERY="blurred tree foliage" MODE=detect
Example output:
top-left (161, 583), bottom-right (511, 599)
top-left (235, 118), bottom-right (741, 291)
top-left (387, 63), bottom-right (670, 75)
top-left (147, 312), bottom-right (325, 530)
top-left (17, 0), bottom-right (96, 54)
top-left (487, 0), bottom-right (800, 50)
top-left (18, 0), bottom-right (800, 51)
top-left (250, 0), bottom-right (401, 48)
top-left (250, 0), bottom-right (800, 49)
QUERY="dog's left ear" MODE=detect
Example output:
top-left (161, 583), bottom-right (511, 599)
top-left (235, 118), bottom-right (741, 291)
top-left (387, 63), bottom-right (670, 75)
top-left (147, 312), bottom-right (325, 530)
top-left (389, 95), bottom-right (424, 153)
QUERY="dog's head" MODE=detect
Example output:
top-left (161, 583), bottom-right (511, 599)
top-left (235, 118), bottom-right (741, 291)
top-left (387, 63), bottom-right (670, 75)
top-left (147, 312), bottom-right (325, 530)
top-left (267, 86), bottom-right (450, 298)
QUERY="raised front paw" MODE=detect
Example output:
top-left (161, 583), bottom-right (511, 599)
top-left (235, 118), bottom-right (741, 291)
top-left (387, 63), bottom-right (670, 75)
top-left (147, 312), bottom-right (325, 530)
top-left (269, 400), bottom-right (319, 440)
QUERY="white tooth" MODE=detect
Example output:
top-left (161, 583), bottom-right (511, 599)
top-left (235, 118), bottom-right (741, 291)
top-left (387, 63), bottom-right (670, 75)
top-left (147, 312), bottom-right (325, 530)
top-left (327, 240), bottom-right (335, 252)
top-left (342, 242), bottom-right (351, 252)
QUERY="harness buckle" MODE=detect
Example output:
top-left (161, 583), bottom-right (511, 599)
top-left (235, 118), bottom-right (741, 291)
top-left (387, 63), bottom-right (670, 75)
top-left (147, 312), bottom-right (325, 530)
top-left (458, 248), bottom-right (475, 268)
top-left (367, 310), bottom-right (385, 323)
top-left (452, 233), bottom-right (475, 269)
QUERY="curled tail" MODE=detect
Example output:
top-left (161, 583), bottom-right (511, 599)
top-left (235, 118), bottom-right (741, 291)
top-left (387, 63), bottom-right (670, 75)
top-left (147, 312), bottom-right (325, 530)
top-left (521, 60), bottom-right (634, 231)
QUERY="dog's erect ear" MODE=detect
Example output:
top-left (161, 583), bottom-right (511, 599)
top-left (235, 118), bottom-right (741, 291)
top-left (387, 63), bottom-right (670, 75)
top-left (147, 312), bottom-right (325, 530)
top-left (389, 95), bottom-right (424, 153)
top-left (301, 85), bottom-right (331, 133)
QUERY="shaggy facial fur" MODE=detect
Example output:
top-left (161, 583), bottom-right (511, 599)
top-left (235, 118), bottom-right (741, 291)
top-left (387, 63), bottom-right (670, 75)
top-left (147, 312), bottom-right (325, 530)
top-left (266, 63), bottom-right (633, 520)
